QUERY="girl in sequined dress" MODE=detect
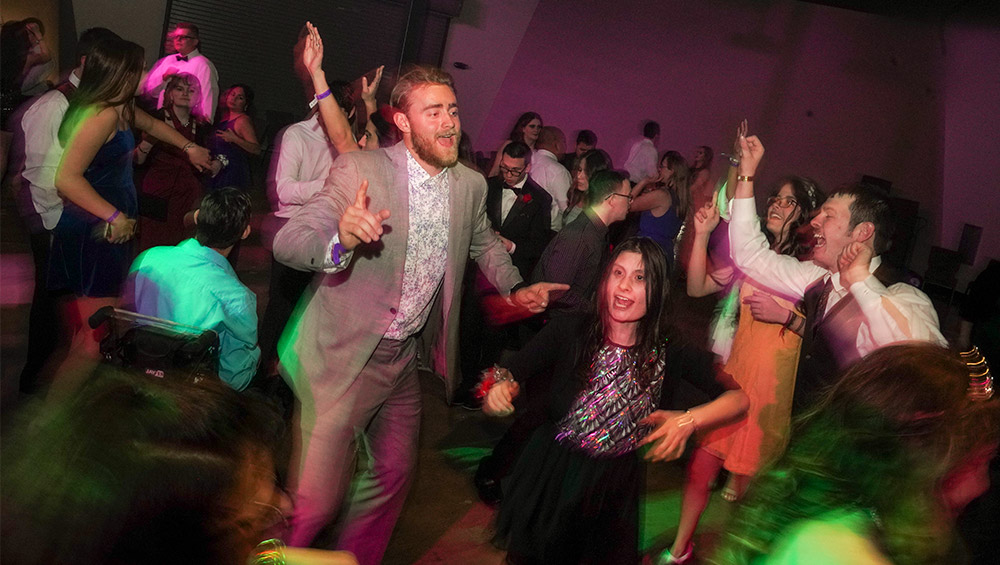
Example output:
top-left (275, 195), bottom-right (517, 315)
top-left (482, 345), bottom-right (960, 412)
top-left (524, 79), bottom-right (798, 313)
top-left (483, 237), bottom-right (749, 564)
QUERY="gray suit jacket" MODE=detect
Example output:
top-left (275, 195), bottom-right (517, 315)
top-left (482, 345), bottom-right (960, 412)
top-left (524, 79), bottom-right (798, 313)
top-left (273, 141), bottom-right (522, 405)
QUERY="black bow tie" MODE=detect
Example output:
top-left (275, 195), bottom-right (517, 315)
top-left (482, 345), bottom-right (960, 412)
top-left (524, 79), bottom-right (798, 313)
top-left (175, 55), bottom-right (189, 62)
top-left (504, 183), bottom-right (523, 195)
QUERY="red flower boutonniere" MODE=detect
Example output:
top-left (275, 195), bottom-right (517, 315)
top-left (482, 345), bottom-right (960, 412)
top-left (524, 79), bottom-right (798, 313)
top-left (521, 193), bottom-right (532, 204)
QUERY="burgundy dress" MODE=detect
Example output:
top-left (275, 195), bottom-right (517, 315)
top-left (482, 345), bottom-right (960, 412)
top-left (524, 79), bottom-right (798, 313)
top-left (135, 109), bottom-right (205, 252)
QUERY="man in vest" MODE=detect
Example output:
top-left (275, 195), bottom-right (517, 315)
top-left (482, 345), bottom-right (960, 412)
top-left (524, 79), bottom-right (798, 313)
top-left (728, 134), bottom-right (946, 413)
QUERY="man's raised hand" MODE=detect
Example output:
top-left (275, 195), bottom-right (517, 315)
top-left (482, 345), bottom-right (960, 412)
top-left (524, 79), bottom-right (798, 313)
top-left (338, 180), bottom-right (390, 250)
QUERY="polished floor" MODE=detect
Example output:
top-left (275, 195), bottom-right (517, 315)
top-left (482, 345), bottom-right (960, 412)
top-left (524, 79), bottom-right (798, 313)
top-left (0, 182), bottom-right (964, 564)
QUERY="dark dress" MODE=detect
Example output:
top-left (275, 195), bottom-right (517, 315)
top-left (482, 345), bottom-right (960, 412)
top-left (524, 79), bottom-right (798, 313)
top-left (49, 128), bottom-right (138, 297)
top-left (494, 315), bottom-right (732, 564)
top-left (135, 109), bottom-right (206, 252)
top-left (206, 116), bottom-right (251, 191)
top-left (637, 188), bottom-right (682, 271)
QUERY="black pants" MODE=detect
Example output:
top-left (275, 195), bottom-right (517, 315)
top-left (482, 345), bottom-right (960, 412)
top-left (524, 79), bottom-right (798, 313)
top-left (255, 256), bottom-right (314, 382)
top-left (19, 230), bottom-right (69, 394)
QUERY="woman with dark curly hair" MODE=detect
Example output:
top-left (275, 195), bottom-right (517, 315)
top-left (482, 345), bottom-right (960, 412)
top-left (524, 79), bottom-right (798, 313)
top-left (713, 344), bottom-right (1000, 565)
top-left (661, 125), bottom-right (826, 564)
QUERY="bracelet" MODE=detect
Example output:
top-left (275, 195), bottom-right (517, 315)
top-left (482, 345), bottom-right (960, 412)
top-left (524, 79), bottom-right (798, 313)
top-left (250, 538), bottom-right (286, 565)
top-left (309, 88), bottom-right (333, 109)
top-left (674, 410), bottom-right (697, 430)
top-left (214, 154), bottom-right (229, 168)
top-left (181, 142), bottom-right (195, 153)
top-left (728, 156), bottom-right (740, 167)
top-left (736, 175), bottom-right (754, 182)
top-left (137, 146), bottom-right (150, 154)
top-left (474, 365), bottom-right (514, 401)
top-left (331, 242), bottom-right (346, 265)
top-left (106, 209), bottom-right (121, 224)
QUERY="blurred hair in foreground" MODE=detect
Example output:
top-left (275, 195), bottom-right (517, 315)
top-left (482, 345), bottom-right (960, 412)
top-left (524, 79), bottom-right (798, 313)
top-left (713, 343), bottom-right (1000, 565)
top-left (1, 367), bottom-right (282, 565)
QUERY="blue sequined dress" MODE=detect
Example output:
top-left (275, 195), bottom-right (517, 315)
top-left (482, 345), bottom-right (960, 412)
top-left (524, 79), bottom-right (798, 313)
top-left (49, 129), bottom-right (138, 297)
top-left (494, 314), bottom-right (728, 564)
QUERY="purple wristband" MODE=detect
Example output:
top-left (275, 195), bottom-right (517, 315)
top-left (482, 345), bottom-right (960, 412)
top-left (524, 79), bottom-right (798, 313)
top-left (331, 242), bottom-right (346, 265)
top-left (107, 209), bottom-right (121, 224)
top-left (315, 89), bottom-right (332, 101)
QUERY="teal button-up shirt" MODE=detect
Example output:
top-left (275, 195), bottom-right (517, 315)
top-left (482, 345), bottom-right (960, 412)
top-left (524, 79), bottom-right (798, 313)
top-left (129, 238), bottom-right (259, 390)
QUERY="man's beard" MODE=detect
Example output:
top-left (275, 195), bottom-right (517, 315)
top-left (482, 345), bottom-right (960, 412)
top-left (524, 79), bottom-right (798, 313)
top-left (411, 129), bottom-right (460, 169)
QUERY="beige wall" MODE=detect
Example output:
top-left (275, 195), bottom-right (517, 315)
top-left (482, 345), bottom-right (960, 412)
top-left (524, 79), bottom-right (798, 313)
top-left (3, 0), bottom-right (60, 82)
top-left (71, 0), bottom-right (168, 69)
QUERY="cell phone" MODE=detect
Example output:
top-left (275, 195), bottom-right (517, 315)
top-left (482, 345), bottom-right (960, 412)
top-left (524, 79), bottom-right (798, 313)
top-left (92, 221), bottom-right (112, 241)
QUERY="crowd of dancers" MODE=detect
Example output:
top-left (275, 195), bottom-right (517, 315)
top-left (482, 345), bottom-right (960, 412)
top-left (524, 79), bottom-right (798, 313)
top-left (1, 15), bottom-right (997, 565)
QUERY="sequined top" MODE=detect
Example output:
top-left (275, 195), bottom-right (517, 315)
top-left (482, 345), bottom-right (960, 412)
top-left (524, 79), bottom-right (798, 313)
top-left (554, 342), bottom-right (665, 458)
top-left (384, 150), bottom-right (451, 339)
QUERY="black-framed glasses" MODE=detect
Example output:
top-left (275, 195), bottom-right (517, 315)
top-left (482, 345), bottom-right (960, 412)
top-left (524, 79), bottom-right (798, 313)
top-left (499, 165), bottom-right (525, 177)
top-left (767, 195), bottom-right (798, 209)
top-left (610, 192), bottom-right (633, 203)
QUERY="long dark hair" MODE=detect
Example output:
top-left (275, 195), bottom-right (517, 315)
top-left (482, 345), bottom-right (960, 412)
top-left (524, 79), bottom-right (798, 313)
top-left (691, 145), bottom-right (713, 174)
top-left (568, 148), bottom-right (612, 210)
top-left (713, 344), bottom-right (1000, 565)
top-left (218, 83), bottom-right (255, 123)
top-left (508, 111), bottom-right (541, 143)
top-left (577, 237), bottom-right (672, 388)
top-left (59, 37), bottom-right (145, 144)
top-left (764, 175), bottom-right (824, 259)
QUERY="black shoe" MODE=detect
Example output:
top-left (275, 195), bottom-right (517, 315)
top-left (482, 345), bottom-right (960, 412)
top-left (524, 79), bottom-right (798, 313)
top-left (474, 458), bottom-right (503, 506)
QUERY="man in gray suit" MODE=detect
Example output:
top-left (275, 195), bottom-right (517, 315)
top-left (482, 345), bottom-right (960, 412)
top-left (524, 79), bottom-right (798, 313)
top-left (272, 65), bottom-right (566, 563)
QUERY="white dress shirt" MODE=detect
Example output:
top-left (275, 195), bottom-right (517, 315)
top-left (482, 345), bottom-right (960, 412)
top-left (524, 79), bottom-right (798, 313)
top-left (623, 137), bottom-right (658, 183)
top-left (529, 148), bottom-right (571, 231)
top-left (269, 113), bottom-right (337, 219)
top-left (728, 196), bottom-right (946, 357)
top-left (17, 72), bottom-right (79, 231)
top-left (143, 49), bottom-right (219, 121)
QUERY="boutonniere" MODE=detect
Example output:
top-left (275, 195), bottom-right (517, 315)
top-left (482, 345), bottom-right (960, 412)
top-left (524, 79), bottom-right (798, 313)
top-left (521, 192), bottom-right (532, 204)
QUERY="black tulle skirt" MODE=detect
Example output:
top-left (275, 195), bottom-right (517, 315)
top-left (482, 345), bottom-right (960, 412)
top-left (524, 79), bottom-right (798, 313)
top-left (494, 422), bottom-right (643, 565)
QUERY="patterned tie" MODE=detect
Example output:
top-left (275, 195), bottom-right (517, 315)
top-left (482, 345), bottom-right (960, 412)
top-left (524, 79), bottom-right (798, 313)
top-left (175, 54), bottom-right (189, 62)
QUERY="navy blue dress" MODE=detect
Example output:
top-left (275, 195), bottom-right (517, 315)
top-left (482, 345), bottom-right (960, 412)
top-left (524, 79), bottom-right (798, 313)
top-left (206, 117), bottom-right (251, 191)
top-left (49, 129), bottom-right (138, 297)
top-left (637, 189), bottom-right (682, 272)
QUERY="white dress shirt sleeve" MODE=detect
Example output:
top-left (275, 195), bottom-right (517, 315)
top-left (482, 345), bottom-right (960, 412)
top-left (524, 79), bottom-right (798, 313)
top-left (273, 131), bottom-right (327, 208)
top-left (850, 275), bottom-right (948, 355)
top-left (728, 197), bottom-right (826, 299)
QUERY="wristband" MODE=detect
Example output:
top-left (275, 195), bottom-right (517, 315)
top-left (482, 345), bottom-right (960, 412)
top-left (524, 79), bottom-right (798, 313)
top-left (107, 209), bottom-right (121, 224)
top-left (309, 88), bottom-right (333, 109)
top-left (736, 175), bottom-right (754, 182)
top-left (181, 142), bottom-right (195, 153)
top-left (331, 242), bottom-right (346, 265)
top-left (728, 156), bottom-right (740, 168)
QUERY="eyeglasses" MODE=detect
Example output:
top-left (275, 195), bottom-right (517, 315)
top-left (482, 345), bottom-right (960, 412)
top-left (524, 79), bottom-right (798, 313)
top-left (173, 34), bottom-right (196, 41)
top-left (610, 192), bottom-right (634, 203)
top-left (499, 165), bottom-right (525, 177)
top-left (767, 195), bottom-right (798, 209)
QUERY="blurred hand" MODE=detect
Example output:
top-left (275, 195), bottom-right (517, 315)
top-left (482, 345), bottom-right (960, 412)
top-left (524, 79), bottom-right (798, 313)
top-left (483, 380), bottom-right (520, 417)
top-left (361, 65), bottom-right (384, 106)
top-left (217, 128), bottom-right (240, 143)
top-left (639, 410), bottom-right (696, 462)
top-left (512, 281), bottom-right (570, 314)
top-left (731, 119), bottom-right (748, 160)
top-left (692, 197), bottom-right (720, 236)
top-left (302, 22), bottom-right (324, 77)
top-left (338, 180), bottom-right (391, 250)
top-left (838, 241), bottom-right (874, 288)
top-left (185, 144), bottom-right (212, 171)
top-left (743, 292), bottom-right (790, 324)
top-left (738, 135), bottom-right (764, 177)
